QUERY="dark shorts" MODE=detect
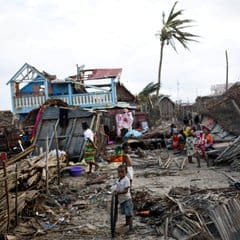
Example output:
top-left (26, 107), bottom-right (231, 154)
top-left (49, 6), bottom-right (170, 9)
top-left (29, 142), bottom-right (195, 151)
top-left (120, 199), bottom-right (133, 217)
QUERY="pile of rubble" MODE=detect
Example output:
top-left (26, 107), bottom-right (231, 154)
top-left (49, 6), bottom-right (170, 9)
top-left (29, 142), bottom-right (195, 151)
top-left (133, 187), bottom-right (240, 240)
top-left (0, 149), bottom-right (67, 233)
top-left (215, 136), bottom-right (240, 171)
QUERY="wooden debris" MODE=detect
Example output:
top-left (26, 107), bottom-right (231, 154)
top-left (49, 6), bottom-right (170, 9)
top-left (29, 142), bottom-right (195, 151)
top-left (132, 187), bottom-right (240, 240)
top-left (0, 150), bottom-right (67, 233)
top-left (215, 136), bottom-right (240, 171)
top-left (86, 173), bottom-right (110, 186)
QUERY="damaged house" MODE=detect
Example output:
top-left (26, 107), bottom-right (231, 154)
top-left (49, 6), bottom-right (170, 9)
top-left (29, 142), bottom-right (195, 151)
top-left (7, 63), bottom-right (123, 122)
top-left (196, 82), bottom-right (240, 138)
top-left (6, 63), bottom-right (142, 157)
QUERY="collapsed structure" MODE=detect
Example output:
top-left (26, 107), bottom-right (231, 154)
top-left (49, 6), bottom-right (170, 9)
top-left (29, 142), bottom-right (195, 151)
top-left (1, 63), bottom-right (240, 239)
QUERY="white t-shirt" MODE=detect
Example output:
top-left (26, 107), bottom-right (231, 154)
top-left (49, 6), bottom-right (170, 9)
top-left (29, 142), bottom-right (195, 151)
top-left (127, 166), bottom-right (134, 180)
top-left (116, 176), bottom-right (131, 203)
top-left (84, 129), bottom-right (94, 142)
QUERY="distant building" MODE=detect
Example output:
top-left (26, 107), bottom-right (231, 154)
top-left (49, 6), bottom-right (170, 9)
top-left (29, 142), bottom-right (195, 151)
top-left (210, 83), bottom-right (234, 95)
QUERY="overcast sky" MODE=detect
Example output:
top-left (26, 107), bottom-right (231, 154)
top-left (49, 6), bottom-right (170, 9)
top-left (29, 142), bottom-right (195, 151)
top-left (1, 0), bottom-right (240, 110)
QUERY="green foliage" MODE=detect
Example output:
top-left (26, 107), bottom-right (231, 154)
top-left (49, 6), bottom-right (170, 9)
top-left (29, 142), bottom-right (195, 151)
top-left (156, 1), bottom-right (199, 51)
top-left (156, 1), bottom-right (199, 98)
top-left (138, 82), bottom-right (158, 97)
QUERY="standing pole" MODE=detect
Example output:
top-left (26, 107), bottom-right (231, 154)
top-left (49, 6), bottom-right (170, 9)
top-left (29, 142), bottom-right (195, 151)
top-left (15, 162), bottom-right (19, 226)
top-left (54, 126), bottom-right (60, 185)
top-left (225, 50), bottom-right (229, 91)
top-left (45, 135), bottom-right (49, 194)
top-left (1, 152), bottom-right (10, 232)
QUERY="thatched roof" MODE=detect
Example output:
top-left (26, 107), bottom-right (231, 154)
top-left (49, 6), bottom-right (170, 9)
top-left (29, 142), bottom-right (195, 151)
top-left (199, 82), bottom-right (240, 135)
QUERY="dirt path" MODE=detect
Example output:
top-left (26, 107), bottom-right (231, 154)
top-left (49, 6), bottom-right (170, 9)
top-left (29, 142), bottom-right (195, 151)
top-left (13, 150), bottom-right (240, 240)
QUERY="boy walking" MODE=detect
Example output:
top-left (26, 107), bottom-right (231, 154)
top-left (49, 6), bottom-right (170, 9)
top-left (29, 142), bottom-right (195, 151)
top-left (115, 165), bottom-right (133, 232)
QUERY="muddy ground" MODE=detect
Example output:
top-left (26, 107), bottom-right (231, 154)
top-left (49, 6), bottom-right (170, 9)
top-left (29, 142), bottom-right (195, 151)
top-left (12, 148), bottom-right (240, 240)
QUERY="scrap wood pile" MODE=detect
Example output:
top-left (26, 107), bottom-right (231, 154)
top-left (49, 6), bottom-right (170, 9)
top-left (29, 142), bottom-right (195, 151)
top-left (199, 83), bottom-right (240, 136)
top-left (13, 174), bottom-right (113, 239)
top-left (0, 111), bottom-right (15, 127)
top-left (132, 187), bottom-right (240, 240)
top-left (0, 150), bottom-right (67, 233)
top-left (141, 121), bottom-right (173, 139)
top-left (215, 136), bottom-right (240, 171)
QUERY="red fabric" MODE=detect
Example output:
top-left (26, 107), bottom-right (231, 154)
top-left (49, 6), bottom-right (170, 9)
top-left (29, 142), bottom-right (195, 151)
top-left (172, 134), bottom-right (179, 149)
top-left (206, 134), bottom-right (213, 145)
top-left (31, 106), bottom-right (46, 141)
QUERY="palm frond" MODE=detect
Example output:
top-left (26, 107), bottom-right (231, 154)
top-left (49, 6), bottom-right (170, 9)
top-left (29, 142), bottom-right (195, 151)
top-left (169, 38), bottom-right (177, 52)
top-left (166, 1), bottom-right (178, 23)
top-left (168, 19), bottom-right (193, 28)
top-left (138, 82), bottom-right (159, 96)
top-left (156, 1), bottom-right (199, 98)
top-left (162, 12), bottom-right (165, 24)
top-left (172, 34), bottom-right (189, 49)
top-left (174, 28), bottom-right (199, 41)
top-left (166, 10), bottom-right (183, 25)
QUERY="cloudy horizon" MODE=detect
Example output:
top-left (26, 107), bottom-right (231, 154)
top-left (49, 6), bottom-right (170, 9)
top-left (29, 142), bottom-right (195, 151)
top-left (1, 0), bottom-right (240, 110)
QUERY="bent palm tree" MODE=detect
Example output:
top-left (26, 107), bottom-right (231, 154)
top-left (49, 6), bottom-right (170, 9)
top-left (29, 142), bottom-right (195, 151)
top-left (156, 1), bottom-right (199, 98)
top-left (137, 82), bottom-right (158, 109)
top-left (138, 82), bottom-right (158, 99)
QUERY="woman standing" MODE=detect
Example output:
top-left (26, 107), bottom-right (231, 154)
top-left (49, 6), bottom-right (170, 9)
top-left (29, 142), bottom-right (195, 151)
top-left (82, 122), bottom-right (99, 173)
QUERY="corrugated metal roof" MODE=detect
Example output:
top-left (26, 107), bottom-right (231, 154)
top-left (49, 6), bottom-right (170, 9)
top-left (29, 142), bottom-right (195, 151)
top-left (70, 68), bottom-right (122, 80)
top-left (82, 68), bottom-right (122, 80)
top-left (42, 107), bottom-right (94, 120)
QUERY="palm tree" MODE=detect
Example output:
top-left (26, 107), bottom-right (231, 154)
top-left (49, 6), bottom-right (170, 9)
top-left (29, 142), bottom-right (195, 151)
top-left (138, 82), bottom-right (158, 99)
top-left (137, 82), bottom-right (158, 109)
top-left (156, 1), bottom-right (199, 98)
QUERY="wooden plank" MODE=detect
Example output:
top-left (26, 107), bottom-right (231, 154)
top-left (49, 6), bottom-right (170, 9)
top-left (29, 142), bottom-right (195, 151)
top-left (65, 118), bottom-right (77, 150)
top-left (48, 119), bottom-right (59, 150)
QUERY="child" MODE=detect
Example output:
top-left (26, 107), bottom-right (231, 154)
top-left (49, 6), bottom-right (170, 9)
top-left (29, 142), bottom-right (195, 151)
top-left (203, 125), bottom-right (214, 151)
top-left (115, 165), bottom-right (133, 232)
top-left (183, 119), bottom-right (194, 163)
top-left (194, 130), bottom-right (209, 168)
top-left (172, 128), bottom-right (179, 153)
top-left (122, 142), bottom-right (134, 187)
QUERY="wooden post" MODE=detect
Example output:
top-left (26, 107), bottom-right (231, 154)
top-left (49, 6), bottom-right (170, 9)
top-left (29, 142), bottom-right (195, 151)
top-left (225, 50), bottom-right (229, 91)
top-left (0, 152), bottom-right (10, 232)
top-left (232, 100), bottom-right (240, 117)
top-left (46, 135), bottom-right (49, 194)
top-left (15, 162), bottom-right (19, 226)
top-left (54, 126), bottom-right (60, 185)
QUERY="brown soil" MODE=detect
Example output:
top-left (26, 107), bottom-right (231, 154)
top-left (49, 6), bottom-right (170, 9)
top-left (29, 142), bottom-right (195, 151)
top-left (12, 150), bottom-right (240, 240)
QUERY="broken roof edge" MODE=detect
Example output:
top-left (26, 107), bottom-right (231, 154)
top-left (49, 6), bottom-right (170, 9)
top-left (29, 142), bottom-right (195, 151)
top-left (41, 106), bottom-right (95, 120)
top-left (69, 68), bottom-right (122, 81)
top-left (6, 63), bottom-right (47, 85)
top-left (200, 111), bottom-right (240, 136)
top-left (92, 102), bottom-right (137, 111)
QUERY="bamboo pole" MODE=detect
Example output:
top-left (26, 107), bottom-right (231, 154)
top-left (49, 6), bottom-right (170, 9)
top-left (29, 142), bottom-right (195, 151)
top-left (2, 155), bottom-right (10, 232)
top-left (45, 135), bottom-right (49, 194)
top-left (15, 162), bottom-right (18, 226)
top-left (231, 100), bottom-right (240, 117)
top-left (54, 126), bottom-right (60, 185)
top-left (225, 50), bottom-right (229, 91)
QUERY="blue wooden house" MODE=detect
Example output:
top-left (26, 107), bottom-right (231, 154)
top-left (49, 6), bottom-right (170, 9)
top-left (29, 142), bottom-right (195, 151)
top-left (7, 63), bottom-right (124, 121)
